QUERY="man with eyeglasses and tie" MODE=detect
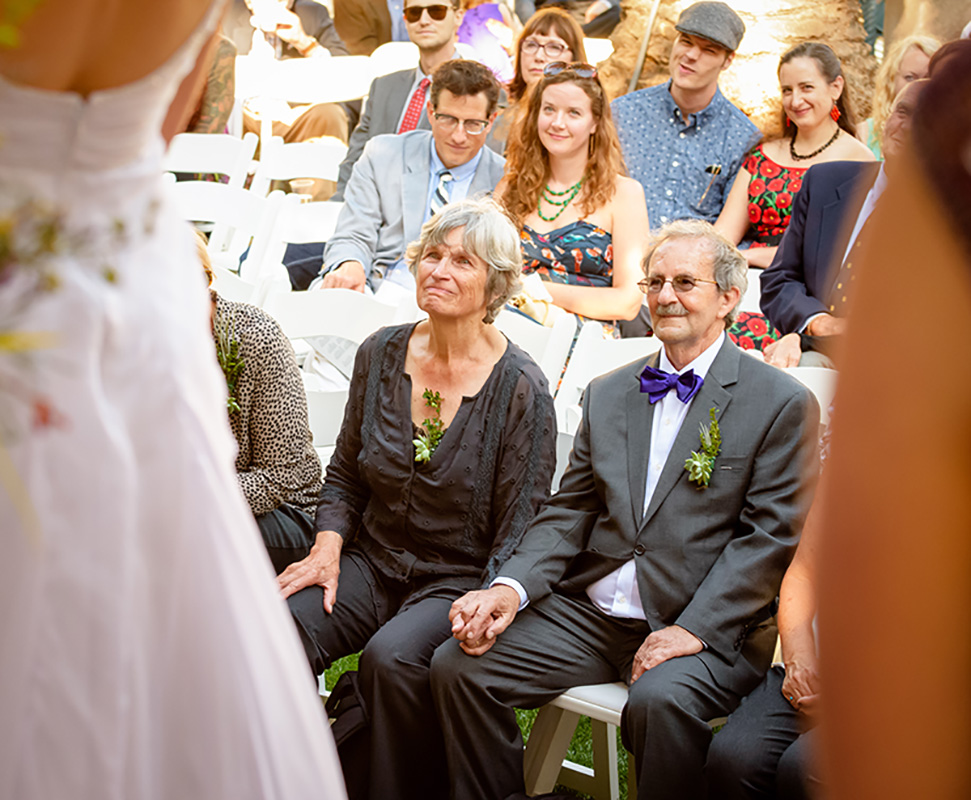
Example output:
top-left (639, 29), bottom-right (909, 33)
top-left (430, 219), bottom-right (819, 800)
top-left (316, 59), bottom-right (505, 293)
top-left (334, 0), bottom-right (473, 200)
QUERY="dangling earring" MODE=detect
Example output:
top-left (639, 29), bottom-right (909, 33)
top-left (785, 116), bottom-right (792, 129)
top-left (830, 103), bottom-right (841, 122)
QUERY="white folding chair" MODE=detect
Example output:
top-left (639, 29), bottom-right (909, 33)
top-left (168, 179), bottom-right (282, 274)
top-left (738, 267), bottom-right (764, 314)
top-left (164, 132), bottom-right (258, 188)
top-left (493, 308), bottom-right (575, 390)
top-left (262, 287), bottom-right (397, 345)
top-left (249, 136), bottom-right (349, 196)
top-left (211, 265), bottom-right (257, 304)
top-left (245, 194), bottom-right (344, 283)
top-left (583, 37), bottom-right (615, 64)
top-left (369, 41), bottom-right (419, 77)
top-left (782, 366), bottom-right (837, 424)
top-left (555, 323), bottom-right (663, 434)
top-left (304, 386), bottom-right (350, 468)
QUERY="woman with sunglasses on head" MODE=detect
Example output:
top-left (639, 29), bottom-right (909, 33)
top-left (499, 61), bottom-right (646, 331)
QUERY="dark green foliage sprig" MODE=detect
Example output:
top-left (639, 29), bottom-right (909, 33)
top-left (413, 388), bottom-right (446, 463)
top-left (215, 313), bottom-right (244, 414)
top-left (684, 407), bottom-right (721, 488)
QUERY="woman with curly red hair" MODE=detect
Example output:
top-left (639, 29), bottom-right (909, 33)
top-left (499, 62), bottom-right (646, 329)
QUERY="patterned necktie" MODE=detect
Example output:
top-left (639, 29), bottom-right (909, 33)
top-left (398, 77), bottom-right (431, 134)
top-left (430, 170), bottom-right (453, 216)
top-left (828, 216), bottom-right (870, 316)
top-left (639, 365), bottom-right (704, 404)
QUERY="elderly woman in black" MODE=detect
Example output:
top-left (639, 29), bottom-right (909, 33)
top-left (278, 197), bottom-right (557, 800)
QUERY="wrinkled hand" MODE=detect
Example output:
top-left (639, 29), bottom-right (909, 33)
top-left (449, 585), bottom-right (520, 656)
top-left (277, 529), bottom-right (343, 612)
top-left (321, 261), bottom-right (366, 292)
top-left (763, 332), bottom-right (802, 368)
top-left (584, 0), bottom-right (611, 22)
top-left (630, 625), bottom-right (703, 683)
top-left (782, 658), bottom-right (821, 718)
top-left (806, 313), bottom-right (846, 338)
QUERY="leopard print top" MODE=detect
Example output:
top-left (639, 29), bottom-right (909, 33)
top-left (213, 295), bottom-right (322, 517)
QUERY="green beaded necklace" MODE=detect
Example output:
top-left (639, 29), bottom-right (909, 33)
top-left (538, 178), bottom-right (584, 222)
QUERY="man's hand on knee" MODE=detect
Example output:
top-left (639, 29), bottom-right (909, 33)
top-left (630, 625), bottom-right (704, 683)
top-left (321, 261), bottom-right (366, 292)
top-left (449, 586), bottom-right (520, 656)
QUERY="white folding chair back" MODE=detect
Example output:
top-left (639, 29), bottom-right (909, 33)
top-left (249, 136), bottom-right (349, 195)
top-left (583, 37), bottom-right (615, 64)
top-left (493, 309), bottom-right (575, 390)
top-left (304, 387), bottom-right (350, 469)
top-left (211, 266), bottom-right (257, 304)
top-left (246, 194), bottom-right (344, 282)
top-left (169, 181), bottom-right (282, 272)
top-left (164, 132), bottom-right (258, 188)
top-left (555, 323), bottom-right (662, 433)
top-left (739, 267), bottom-right (764, 314)
top-left (369, 41), bottom-right (419, 77)
top-left (262, 287), bottom-right (397, 345)
top-left (782, 366), bottom-right (837, 424)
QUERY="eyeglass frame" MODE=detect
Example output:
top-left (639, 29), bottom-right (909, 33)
top-left (431, 111), bottom-right (492, 135)
top-left (402, 3), bottom-right (453, 23)
top-left (637, 275), bottom-right (720, 295)
top-left (520, 38), bottom-right (570, 58)
top-left (542, 61), bottom-right (599, 79)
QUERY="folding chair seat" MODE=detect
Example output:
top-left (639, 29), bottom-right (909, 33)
top-left (164, 131), bottom-right (258, 188)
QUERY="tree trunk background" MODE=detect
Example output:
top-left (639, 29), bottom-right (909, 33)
top-left (598, 0), bottom-right (877, 138)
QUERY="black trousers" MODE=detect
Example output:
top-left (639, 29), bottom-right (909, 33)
top-left (705, 666), bottom-right (821, 799)
top-left (255, 503), bottom-right (316, 575)
top-left (430, 591), bottom-right (773, 800)
top-left (288, 550), bottom-right (462, 800)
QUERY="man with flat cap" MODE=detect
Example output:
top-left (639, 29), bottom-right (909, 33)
top-left (430, 220), bottom-right (819, 800)
top-left (612, 1), bottom-right (760, 229)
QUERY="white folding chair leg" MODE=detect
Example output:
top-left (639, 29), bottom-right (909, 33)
top-left (523, 705), bottom-right (582, 795)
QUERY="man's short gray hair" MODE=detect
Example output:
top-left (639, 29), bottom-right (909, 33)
top-left (406, 196), bottom-right (523, 324)
top-left (643, 219), bottom-right (748, 326)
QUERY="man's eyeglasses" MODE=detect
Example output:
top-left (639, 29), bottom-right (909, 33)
top-left (432, 112), bottom-right (490, 135)
top-left (542, 61), bottom-right (598, 79)
top-left (403, 3), bottom-right (451, 23)
top-left (521, 39), bottom-right (569, 58)
top-left (638, 275), bottom-right (719, 295)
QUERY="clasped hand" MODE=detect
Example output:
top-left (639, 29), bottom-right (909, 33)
top-left (276, 529), bottom-right (343, 613)
top-left (449, 585), bottom-right (520, 656)
top-left (781, 659), bottom-right (821, 718)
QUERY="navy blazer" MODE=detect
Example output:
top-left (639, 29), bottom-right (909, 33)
top-left (760, 161), bottom-right (881, 334)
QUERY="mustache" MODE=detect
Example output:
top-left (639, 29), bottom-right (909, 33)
top-left (654, 303), bottom-right (688, 317)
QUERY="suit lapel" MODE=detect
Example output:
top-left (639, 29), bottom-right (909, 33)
top-left (401, 133), bottom-right (430, 245)
top-left (639, 341), bottom-right (739, 531)
top-left (817, 163), bottom-right (880, 295)
top-left (627, 352), bottom-right (659, 524)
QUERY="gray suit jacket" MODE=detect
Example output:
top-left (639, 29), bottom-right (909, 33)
top-left (334, 68), bottom-right (427, 200)
top-left (324, 129), bottom-right (506, 287)
top-left (498, 339), bottom-right (819, 666)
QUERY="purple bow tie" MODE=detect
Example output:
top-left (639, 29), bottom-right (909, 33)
top-left (639, 365), bottom-right (704, 404)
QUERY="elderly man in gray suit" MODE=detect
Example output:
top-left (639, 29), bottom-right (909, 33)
top-left (333, 0), bottom-right (465, 200)
top-left (318, 59), bottom-right (505, 293)
top-left (430, 220), bottom-right (820, 800)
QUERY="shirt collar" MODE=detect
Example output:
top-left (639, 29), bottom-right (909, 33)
top-left (429, 136), bottom-right (482, 181)
top-left (659, 331), bottom-right (725, 380)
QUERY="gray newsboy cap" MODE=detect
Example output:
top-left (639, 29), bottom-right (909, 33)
top-left (675, 2), bottom-right (746, 52)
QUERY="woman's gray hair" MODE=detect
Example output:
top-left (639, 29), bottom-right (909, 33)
top-left (642, 219), bottom-right (748, 326)
top-left (406, 195), bottom-right (523, 324)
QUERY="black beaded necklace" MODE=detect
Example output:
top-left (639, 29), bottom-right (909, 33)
top-left (789, 127), bottom-right (841, 161)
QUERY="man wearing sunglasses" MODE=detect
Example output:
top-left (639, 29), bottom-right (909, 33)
top-left (432, 220), bottom-right (818, 800)
top-left (611, 2), bottom-right (760, 229)
top-left (334, 0), bottom-right (471, 200)
top-left (318, 60), bottom-right (505, 293)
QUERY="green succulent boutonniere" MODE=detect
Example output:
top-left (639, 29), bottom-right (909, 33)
top-left (215, 312), bottom-right (244, 414)
top-left (413, 388), bottom-right (446, 464)
top-left (684, 407), bottom-right (721, 488)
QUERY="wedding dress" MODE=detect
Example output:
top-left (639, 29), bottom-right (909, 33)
top-left (0, 2), bottom-right (345, 798)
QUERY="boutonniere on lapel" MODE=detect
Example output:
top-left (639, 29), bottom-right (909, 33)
top-left (684, 407), bottom-right (721, 488)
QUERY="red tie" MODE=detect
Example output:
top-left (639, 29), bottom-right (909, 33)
top-left (398, 77), bottom-right (431, 134)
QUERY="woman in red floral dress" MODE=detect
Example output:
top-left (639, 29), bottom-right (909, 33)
top-left (715, 42), bottom-right (874, 350)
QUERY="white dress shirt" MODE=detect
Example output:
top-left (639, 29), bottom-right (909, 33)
top-left (495, 333), bottom-right (727, 615)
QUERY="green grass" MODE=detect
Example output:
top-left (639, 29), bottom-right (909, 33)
top-left (324, 656), bottom-right (629, 800)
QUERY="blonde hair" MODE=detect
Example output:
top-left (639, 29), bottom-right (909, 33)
top-left (872, 35), bottom-right (941, 142)
top-left (194, 229), bottom-right (214, 287)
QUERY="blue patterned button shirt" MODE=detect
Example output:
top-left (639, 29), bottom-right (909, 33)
top-left (612, 81), bottom-right (761, 228)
